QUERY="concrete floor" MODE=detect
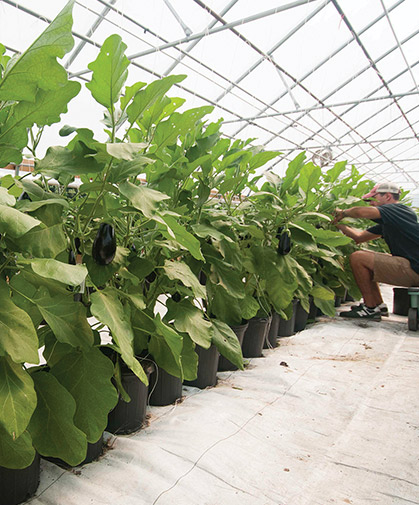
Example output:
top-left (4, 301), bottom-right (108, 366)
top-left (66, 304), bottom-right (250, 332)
top-left (31, 286), bottom-right (419, 505)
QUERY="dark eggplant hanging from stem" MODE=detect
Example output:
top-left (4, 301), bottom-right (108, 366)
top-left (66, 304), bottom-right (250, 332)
top-left (277, 227), bottom-right (291, 255)
top-left (92, 223), bottom-right (116, 265)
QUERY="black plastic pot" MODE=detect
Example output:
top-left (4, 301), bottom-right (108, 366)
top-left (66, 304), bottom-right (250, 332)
top-left (334, 296), bottom-right (342, 307)
top-left (148, 367), bottom-right (183, 406)
top-left (278, 299), bottom-right (298, 337)
top-left (308, 296), bottom-right (317, 320)
top-left (107, 363), bottom-right (153, 434)
top-left (241, 317), bottom-right (270, 358)
top-left (218, 322), bottom-right (248, 371)
top-left (344, 290), bottom-right (355, 302)
top-left (393, 287), bottom-right (410, 316)
top-left (0, 454), bottom-right (40, 505)
top-left (82, 435), bottom-right (104, 464)
top-left (264, 313), bottom-right (280, 348)
top-left (294, 301), bottom-right (309, 332)
top-left (184, 344), bottom-right (219, 389)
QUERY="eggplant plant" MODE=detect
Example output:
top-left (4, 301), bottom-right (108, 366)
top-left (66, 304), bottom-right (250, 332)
top-left (0, 1), bottom-right (118, 470)
top-left (35, 33), bottom-right (253, 381)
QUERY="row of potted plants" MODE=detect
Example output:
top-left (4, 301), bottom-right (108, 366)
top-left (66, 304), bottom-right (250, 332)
top-left (0, 2), bottom-right (378, 503)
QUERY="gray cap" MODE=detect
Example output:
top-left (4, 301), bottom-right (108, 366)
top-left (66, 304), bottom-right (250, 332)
top-left (376, 182), bottom-right (401, 194)
top-left (363, 182), bottom-right (401, 199)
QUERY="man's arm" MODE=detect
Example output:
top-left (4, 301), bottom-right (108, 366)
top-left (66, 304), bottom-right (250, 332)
top-left (333, 206), bottom-right (381, 222)
top-left (335, 224), bottom-right (381, 244)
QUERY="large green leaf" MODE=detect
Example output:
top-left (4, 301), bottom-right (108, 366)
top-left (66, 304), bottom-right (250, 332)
top-left (15, 224), bottom-right (67, 258)
top-left (51, 348), bottom-right (118, 443)
top-left (126, 75), bottom-right (186, 126)
top-left (120, 81), bottom-right (146, 111)
top-left (42, 330), bottom-right (74, 368)
top-left (9, 275), bottom-right (43, 329)
top-left (294, 221), bottom-right (352, 247)
top-left (148, 316), bottom-right (188, 380)
top-left (192, 223), bottom-right (234, 243)
top-left (0, 280), bottom-right (39, 364)
top-left (161, 215), bottom-right (204, 261)
top-left (119, 180), bottom-right (169, 218)
top-left (0, 0), bottom-right (76, 101)
top-left (1, 82), bottom-right (81, 146)
top-left (36, 143), bottom-right (103, 178)
top-left (265, 256), bottom-right (298, 312)
top-left (248, 150), bottom-right (280, 170)
top-left (86, 34), bottom-right (129, 108)
top-left (162, 260), bottom-right (206, 299)
top-left (152, 106), bottom-right (214, 151)
top-left (313, 228), bottom-right (352, 247)
top-left (313, 297), bottom-right (336, 317)
top-left (0, 187), bottom-right (16, 206)
top-left (106, 142), bottom-right (148, 161)
top-left (311, 284), bottom-right (335, 300)
top-left (0, 357), bottom-right (37, 439)
top-left (209, 285), bottom-right (243, 326)
top-left (127, 257), bottom-right (155, 281)
top-left (281, 152), bottom-right (306, 194)
top-left (165, 299), bottom-right (212, 349)
top-left (19, 259), bottom-right (88, 286)
top-left (28, 372), bottom-right (87, 466)
top-left (325, 160), bottom-right (347, 183)
top-left (32, 290), bottom-right (94, 350)
top-left (0, 205), bottom-right (40, 238)
top-left (0, 427), bottom-right (35, 469)
top-left (240, 294), bottom-right (261, 320)
top-left (90, 289), bottom-right (148, 384)
top-left (16, 198), bottom-right (69, 213)
top-left (209, 257), bottom-right (245, 299)
top-left (299, 162), bottom-right (321, 194)
top-left (107, 155), bottom-right (155, 183)
top-left (210, 320), bottom-right (244, 370)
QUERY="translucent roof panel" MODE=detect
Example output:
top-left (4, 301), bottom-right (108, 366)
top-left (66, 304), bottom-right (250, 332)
top-left (0, 0), bottom-right (418, 202)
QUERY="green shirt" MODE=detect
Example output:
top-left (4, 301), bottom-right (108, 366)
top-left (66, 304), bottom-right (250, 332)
top-left (367, 203), bottom-right (419, 274)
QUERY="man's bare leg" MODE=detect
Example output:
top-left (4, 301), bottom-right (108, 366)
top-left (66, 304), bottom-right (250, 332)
top-left (349, 251), bottom-right (383, 307)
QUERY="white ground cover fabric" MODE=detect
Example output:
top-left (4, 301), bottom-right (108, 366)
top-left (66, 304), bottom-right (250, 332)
top-left (31, 287), bottom-right (419, 505)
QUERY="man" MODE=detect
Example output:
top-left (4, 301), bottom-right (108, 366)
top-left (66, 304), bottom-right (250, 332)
top-left (332, 182), bottom-right (419, 321)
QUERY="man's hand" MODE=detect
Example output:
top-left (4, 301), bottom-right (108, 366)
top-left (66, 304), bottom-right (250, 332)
top-left (332, 208), bottom-right (346, 225)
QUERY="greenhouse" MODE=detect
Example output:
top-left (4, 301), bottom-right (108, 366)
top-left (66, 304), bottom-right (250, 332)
top-left (0, 1), bottom-right (418, 504)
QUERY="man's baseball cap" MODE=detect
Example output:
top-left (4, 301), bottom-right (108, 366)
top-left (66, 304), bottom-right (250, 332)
top-left (362, 182), bottom-right (401, 200)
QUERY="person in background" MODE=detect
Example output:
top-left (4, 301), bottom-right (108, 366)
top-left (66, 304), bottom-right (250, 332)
top-left (332, 182), bottom-right (419, 321)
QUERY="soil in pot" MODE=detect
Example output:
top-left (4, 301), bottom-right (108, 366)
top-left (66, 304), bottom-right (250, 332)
top-left (241, 317), bottom-right (270, 358)
top-left (184, 344), bottom-right (220, 389)
top-left (264, 313), bottom-right (280, 348)
top-left (294, 301), bottom-right (309, 333)
top-left (107, 362), bottom-right (153, 435)
top-left (218, 322), bottom-right (248, 371)
top-left (278, 300), bottom-right (298, 337)
top-left (393, 287), bottom-right (410, 316)
top-left (148, 367), bottom-right (183, 406)
top-left (0, 454), bottom-right (40, 505)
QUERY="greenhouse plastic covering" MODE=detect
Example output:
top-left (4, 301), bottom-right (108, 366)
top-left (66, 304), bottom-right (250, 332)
top-left (0, 0), bottom-right (418, 202)
top-left (29, 286), bottom-right (419, 505)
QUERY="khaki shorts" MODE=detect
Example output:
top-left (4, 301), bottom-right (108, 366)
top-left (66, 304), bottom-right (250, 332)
top-left (373, 252), bottom-right (419, 287)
